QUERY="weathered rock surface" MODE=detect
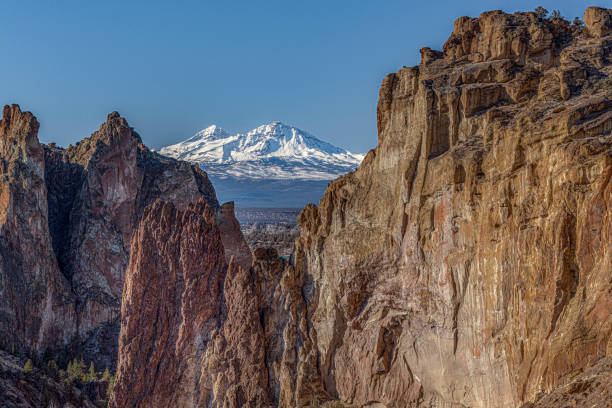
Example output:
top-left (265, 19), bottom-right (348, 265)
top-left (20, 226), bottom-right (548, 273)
top-left (242, 222), bottom-right (300, 257)
top-left (32, 6), bottom-right (612, 408)
top-left (216, 201), bottom-right (253, 269)
top-left (43, 111), bottom-right (220, 368)
top-left (521, 357), bottom-right (612, 408)
top-left (0, 105), bottom-right (75, 354)
top-left (284, 7), bottom-right (612, 408)
top-left (110, 199), bottom-right (266, 407)
top-left (0, 105), bottom-right (223, 371)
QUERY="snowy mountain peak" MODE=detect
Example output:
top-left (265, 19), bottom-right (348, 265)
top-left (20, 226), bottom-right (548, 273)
top-left (159, 122), bottom-right (364, 181)
top-left (187, 125), bottom-right (229, 142)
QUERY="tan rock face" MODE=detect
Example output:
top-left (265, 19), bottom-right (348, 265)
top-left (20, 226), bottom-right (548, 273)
top-left (585, 6), bottom-right (612, 38)
top-left (287, 7), bottom-right (612, 408)
top-left (0, 104), bottom-right (75, 353)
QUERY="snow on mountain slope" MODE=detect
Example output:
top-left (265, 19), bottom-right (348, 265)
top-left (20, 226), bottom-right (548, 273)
top-left (158, 122), bottom-right (364, 180)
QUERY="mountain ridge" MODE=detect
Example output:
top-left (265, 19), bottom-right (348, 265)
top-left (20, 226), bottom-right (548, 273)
top-left (158, 121), bottom-right (365, 180)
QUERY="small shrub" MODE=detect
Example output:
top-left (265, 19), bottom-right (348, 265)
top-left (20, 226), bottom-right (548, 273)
top-left (101, 367), bottom-right (111, 382)
top-left (87, 362), bottom-right (97, 382)
top-left (23, 359), bottom-right (34, 373)
top-left (573, 17), bottom-right (584, 26)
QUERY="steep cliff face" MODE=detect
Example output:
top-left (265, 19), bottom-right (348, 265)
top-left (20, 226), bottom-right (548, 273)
top-left (0, 105), bottom-right (75, 354)
top-left (110, 199), bottom-right (264, 408)
top-left (43, 112), bottom-right (220, 369)
top-left (289, 7), bottom-right (612, 407)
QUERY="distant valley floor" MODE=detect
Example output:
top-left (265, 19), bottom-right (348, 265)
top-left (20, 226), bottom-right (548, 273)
top-left (210, 176), bottom-right (329, 208)
top-left (235, 207), bottom-right (301, 257)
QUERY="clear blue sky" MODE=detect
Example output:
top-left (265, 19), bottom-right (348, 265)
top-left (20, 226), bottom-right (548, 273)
top-left (0, 1), bottom-right (605, 153)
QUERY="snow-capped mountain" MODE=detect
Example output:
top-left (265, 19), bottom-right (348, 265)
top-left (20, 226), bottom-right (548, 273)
top-left (158, 122), bottom-right (364, 181)
top-left (158, 122), bottom-right (364, 207)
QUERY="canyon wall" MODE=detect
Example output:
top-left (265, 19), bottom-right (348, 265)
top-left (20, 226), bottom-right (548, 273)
top-left (110, 200), bottom-right (268, 407)
top-left (110, 7), bottom-right (611, 408)
top-left (288, 7), bottom-right (612, 407)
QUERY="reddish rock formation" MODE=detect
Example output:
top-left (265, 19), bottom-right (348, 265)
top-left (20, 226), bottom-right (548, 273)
top-left (216, 201), bottom-right (253, 270)
top-left (521, 357), bottom-right (612, 408)
top-left (0, 105), bottom-right (75, 354)
top-left (0, 104), bottom-right (224, 372)
top-left (43, 112), bottom-right (220, 368)
top-left (110, 199), bottom-right (268, 408)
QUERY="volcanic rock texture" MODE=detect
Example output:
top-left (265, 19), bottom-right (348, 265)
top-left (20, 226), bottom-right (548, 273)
top-left (111, 7), bottom-right (612, 408)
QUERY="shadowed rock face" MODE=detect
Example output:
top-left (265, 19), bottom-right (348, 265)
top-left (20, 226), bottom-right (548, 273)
top-left (42, 112), bottom-right (221, 369)
top-left (0, 104), bottom-right (76, 354)
top-left (0, 350), bottom-right (98, 408)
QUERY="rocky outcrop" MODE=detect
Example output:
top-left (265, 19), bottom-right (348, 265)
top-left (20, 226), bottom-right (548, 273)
top-left (283, 7), bottom-right (612, 408)
top-left (242, 222), bottom-right (300, 257)
top-left (43, 112), bottom-right (220, 368)
top-left (0, 105), bottom-right (223, 372)
top-left (585, 6), bottom-right (612, 38)
top-left (216, 201), bottom-right (253, 269)
top-left (521, 357), bottom-right (612, 408)
top-left (110, 199), bottom-right (266, 407)
top-left (56, 6), bottom-right (612, 408)
top-left (0, 105), bottom-right (75, 354)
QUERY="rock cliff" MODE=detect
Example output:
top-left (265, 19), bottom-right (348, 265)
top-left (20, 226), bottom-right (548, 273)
top-left (110, 199), bottom-right (266, 408)
top-left (0, 105), bottom-right (75, 354)
top-left (110, 6), bottom-right (611, 408)
top-left (43, 111), bottom-right (221, 368)
top-left (0, 105), bottom-right (236, 372)
top-left (286, 7), bottom-right (612, 407)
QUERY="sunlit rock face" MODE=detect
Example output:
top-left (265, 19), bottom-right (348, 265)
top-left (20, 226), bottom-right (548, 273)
top-left (286, 7), bottom-right (612, 408)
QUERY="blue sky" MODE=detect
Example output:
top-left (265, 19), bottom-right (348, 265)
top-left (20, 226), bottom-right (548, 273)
top-left (0, 1), bottom-right (605, 153)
